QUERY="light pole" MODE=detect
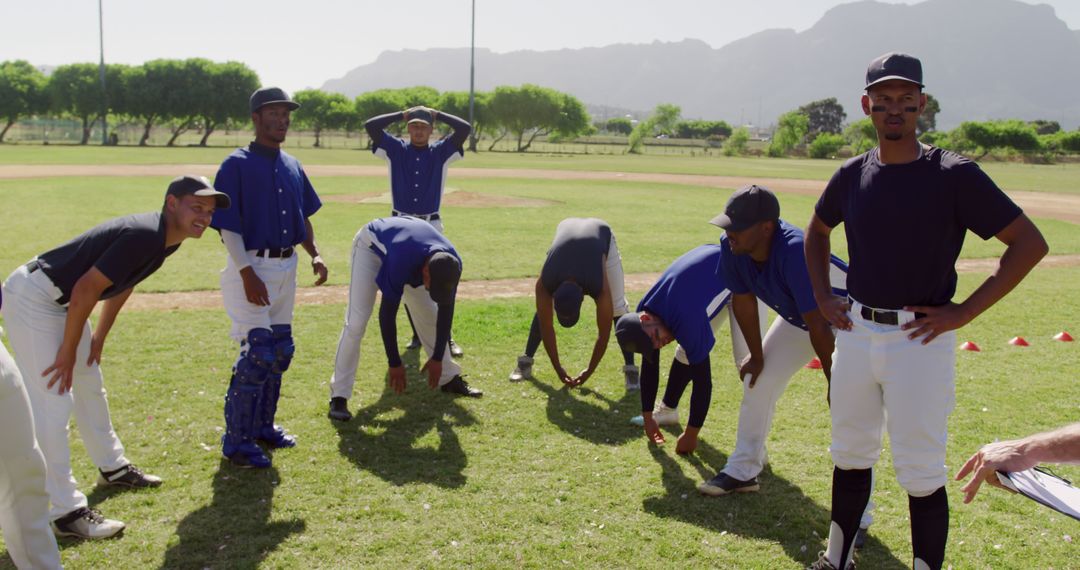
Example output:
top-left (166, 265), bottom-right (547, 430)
top-left (468, 0), bottom-right (476, 132)
top-left (98, 0), bottom-right (108, 145)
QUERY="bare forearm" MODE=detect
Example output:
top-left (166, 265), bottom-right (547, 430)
top-left (954, 222), bottom-right (1047, 323)
top-left (804, 225), bottom-right (834, 304)
top-left (1015, 423), bottom-right (1080, 465)
top-left (94, 288), bottom-right (132, 341)
top-left (302, 218), bottom-right (321, 259)
top-left (731, 295), bottom-right (763, 359)
top-left (807, 320), bottom-right (835, 381)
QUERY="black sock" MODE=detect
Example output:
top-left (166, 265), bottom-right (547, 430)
top-left (830, 467), bottom-right (872, 569)
top-left (910, 487), bottom-right (948, 570)
top-left (661, 360), bottom-right (692, 409)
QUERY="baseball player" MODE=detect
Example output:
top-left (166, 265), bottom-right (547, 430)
top-left (212, 87), bottom-right (329, 469)
top-left (0, 288), bottom-right (62, 568)
top-left (507, 217), bottom-right (639, 390)
top-left (328, 216), bottom-right (480, 422)
top-left (804, 53), bottom-right (1047, 570)
top-left (1, 175), bottom-right (230, 539)
top-left (364, 106), bottom-right (471, 357)
top-left (615, 244), bottom-right (765, 455)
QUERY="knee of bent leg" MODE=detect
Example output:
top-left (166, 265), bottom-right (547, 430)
top-left (271, 324), bottom-right (295, 373)
top-left (237, 328), bottom-right (274, 385)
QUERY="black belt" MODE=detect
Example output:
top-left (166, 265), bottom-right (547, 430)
top-left (26, 259), bottom-right (70, 305)
top-left (392, 210), bottom-right (440, 221)
top-left (255, 246), bottom-right (294, 258)
top-left (860, 305), bottom-right (926, 326)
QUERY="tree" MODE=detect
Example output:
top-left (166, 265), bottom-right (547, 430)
top-left (843, 118), bottom-right (877, 155)
top-left (675, 119), bottom-right (732, 140)
top-left (767, 111), bottom-right (809, 157)
top-left (294, 89), bottom-right (351, 147)
top-left (917, 93), bottom-right (940, 134)
top-left (604, 117), bottom-right (633, 135)
top-left (799, 98), bottom-right (845, 137)
top-left (355, 89), bottom-right (406, 145)
top-left (396, 86), bottom-right (440, 109)
top-left (722, 127), bottom-right (750, 157)
top-left (436, 90), bottom-right (491, 152)
top-left (193, 61), bottom-right (259, 146)
top-left (489, 85), bottom-right (589, 152)
top-left (160, 59), bottom-right (212, 146)
top-left (0, 60), bottom-right (46, 142)
top-left (954, 120), bottom-right (1041, 158)
top-left (1029, 120), bottom-right (1061, 135)
top-left (808, 132), bottom-right (846, 158)
top-left (48, 63), bottom-right (108, 144)
top-left (1055, 130), bottom-right (1080, 153)
top-left (627, 103), bottom-right (680, 153)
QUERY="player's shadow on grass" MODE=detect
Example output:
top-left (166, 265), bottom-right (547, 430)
top-left (158, 464), bottom-right (304, 570)
top-left (642, 444), bottom-right (906, 569)
top-left (523, 375), bottom-right (640, 446)
top-left (333, 348), bottom-right (475, 489)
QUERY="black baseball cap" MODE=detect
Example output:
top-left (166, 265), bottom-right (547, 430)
top-left (614, 313), bottom-right (658, 363)
top-left (427, 252), bottom-right (461, 305)
top-left (165, 175), bottom-right (230, 209)
top-left (865, 52), bottom-right (924, 90)
top-left (250, 87), bottom-right (300, 114)
top-left (407, 108), bottom-right (434, 126)
top-left (709, 185), bottom-right (780, 232)
top-left (553, 282), bottom-right (585, 327)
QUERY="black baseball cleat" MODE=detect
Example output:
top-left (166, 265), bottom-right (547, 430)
top-left (406, 335), bottom-right (422, 350)
top-left (854, 527), bottom-right (868, 549)
top-left (328, 397), bottom-right (352, 422)
top-left (440, 375), bottom-right (482, 397)
top-left (97, 463), bottom-right (162, 488)
top-left (697, 472), bottom-right (760, 496)
top-left (449, 339), bottom-right (464, 358)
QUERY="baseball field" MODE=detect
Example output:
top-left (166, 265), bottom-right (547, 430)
top-left (0, 144), bottom-right (1077, 569)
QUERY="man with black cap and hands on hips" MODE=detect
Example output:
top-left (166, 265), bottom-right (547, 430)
top-left (614, 242), bottom-right (766, 455)
top-left (1, 175), bottom-right (230, 540)
top-left (507, 217), bottom-right (639, 390)
top-left (328, 216), bottom-right (479, 421)
top-left (805, 53), bottom-right (1047, 570)
top-left (212, 87), bottom-right (329, 469)
top-left (364, 105), bottom-right (472, 357)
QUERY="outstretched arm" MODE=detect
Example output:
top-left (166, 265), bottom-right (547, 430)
top-left (731, 293), bottom-right (764, 386)
top-left (571, 269), bottom-right (614, 387)
top-left (956, 422), bottom-right (1080, 503)
top-left (536, 278), bottom-right (570, 383)
top-left (378, 295), bottom-right (407, 393)
top-left (44, 267), bottom-right (111, 394)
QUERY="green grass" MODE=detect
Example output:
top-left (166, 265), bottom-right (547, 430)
top-left (1, 266), bottom-right (1077, 568)
top-left (2, 175), bottom-right (1078, 294)
top-left (2, 144), bottom-right (1079, 194)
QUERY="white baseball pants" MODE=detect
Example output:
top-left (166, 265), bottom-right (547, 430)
top-left (329, 227), bottom-right (462, 400)
top-left (1, 265), bottom-right (128, 520)
top-left (220, 252), bottom-right (298, 342)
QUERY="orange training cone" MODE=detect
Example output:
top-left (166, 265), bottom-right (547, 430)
top-left (805, 357), bottom-right (822, 369)
top-left (960, 341), bottom-right (981, 352)
top-left (1008, 336), bottom-right (1029, 347)
top-left (1053, 331), bottom-right (1074, 342)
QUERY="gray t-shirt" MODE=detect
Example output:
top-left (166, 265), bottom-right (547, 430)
top-left (36, 212), bottom-right (179, 302)
top-left (539, 217), bottom-right (612, 299)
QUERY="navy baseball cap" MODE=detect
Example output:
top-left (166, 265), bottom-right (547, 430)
top-left (427, 252), bottom-right (461, 305)
top-left (615, 313), bottom-right (658, 363)
top-left (709, 184), bottom-right (780, 232)
top-left (166, 175), bottom-right (230, 209)
top-left (865, 52), bottom-right (924, 90)
top-left (553, 282), bottom-right (585, 327)
top-left (250, 87), bottom-right (300, 114)
top-left (407, 108), bottom-right (434, 126)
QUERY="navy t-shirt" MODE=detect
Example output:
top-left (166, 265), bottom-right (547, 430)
top-left (35, 212), bottom-right (180, 301)
top-left (366, 217), bottom-right (461, 301)
top-left (720, 221), bottom-right (848, 331)
top-left (638, 244), bottom-right (732, 365)
top-left (539, 218), bottom-right (612, 299)
top-left (816, 146), bottom-right (1022, 309)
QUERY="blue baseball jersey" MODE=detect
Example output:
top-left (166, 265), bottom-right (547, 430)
top-left (720, 220), bottom-right (848, 331)
top-left (211, 143), bottom-right (322, 250)
top-left (816, 146), bottom-right (1021, 309)
top-left (374, 136), bottom-right (463, 215)
top-left (637, 244), bottom-right (732, 365)
top-left (366, 217), bottom-right (461, 301)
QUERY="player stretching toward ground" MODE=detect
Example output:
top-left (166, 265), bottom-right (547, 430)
top-left (804, 53), bottom-right (1047, 570)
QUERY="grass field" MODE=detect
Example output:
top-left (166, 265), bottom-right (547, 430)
top-left (0, 147), bottom-right (1078, 569)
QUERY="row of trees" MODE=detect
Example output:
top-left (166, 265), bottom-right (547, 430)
top-left (0, 59), bottom-right (594, 152)
top-left (597, 116), bottom-right (733, 140)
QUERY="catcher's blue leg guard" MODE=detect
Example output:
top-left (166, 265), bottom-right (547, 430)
top-left (257, 324), bottom-right (297, 448)
top-left (222, 328), bottom-right (274, 468)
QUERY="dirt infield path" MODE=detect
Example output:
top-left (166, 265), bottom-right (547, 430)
top-left (4, 163), bottom-right (1080, 223)
top-left (123, 254), bottom-right (1080, 312)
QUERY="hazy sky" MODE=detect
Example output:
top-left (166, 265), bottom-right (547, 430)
top-left (4, 0), bottom-right (1077, 93)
